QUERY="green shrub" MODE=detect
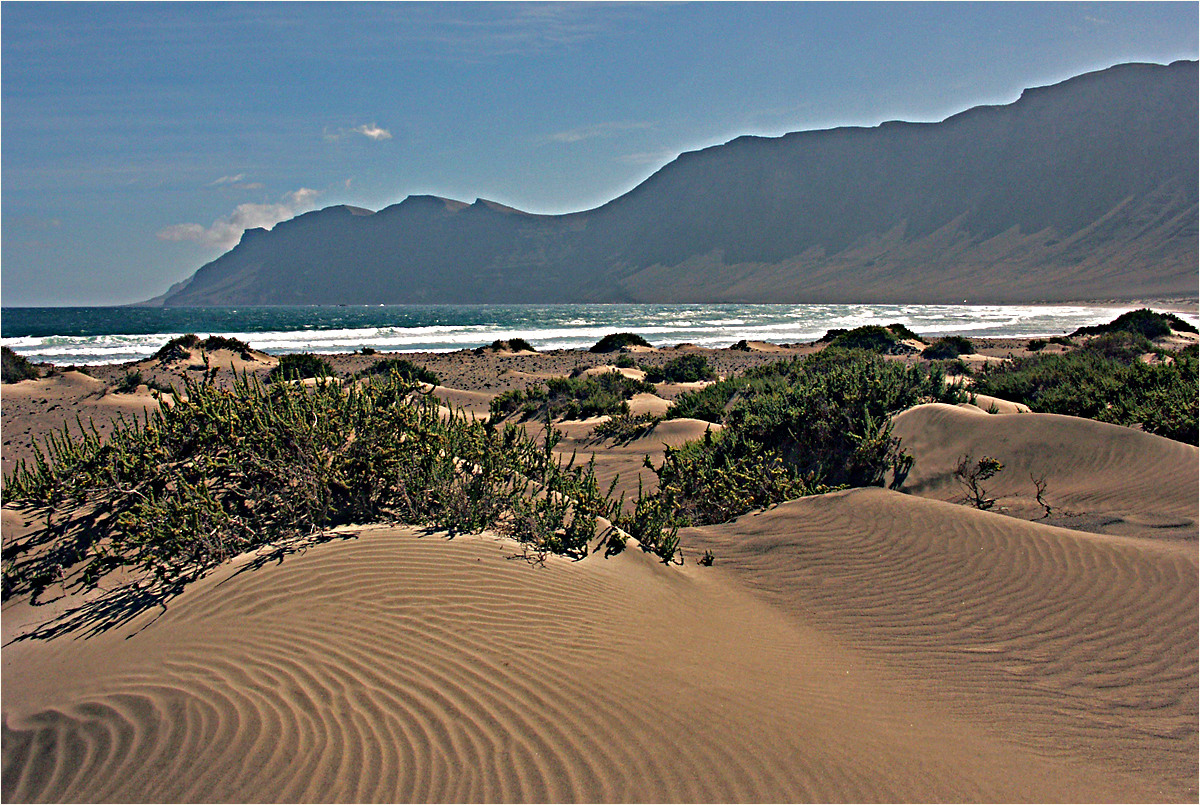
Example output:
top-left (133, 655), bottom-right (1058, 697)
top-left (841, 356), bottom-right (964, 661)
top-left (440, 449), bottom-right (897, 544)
top-left (590, 412), bottom-right (663, 443)
top-left (815, 328), bottom-right (848, 344)
top-left (361, 357), bottom-right (440, 385)
top-left (267, 353), bottom-right (336, 382)
top-left (478, 338), bottom-right (536, 353)
top-left (1026, 339), bottom-right (1048, 352)
top-left (1, 347), bottom-right (39, 383)
top-left (921, 336), bottom-right (975, 359)
top-left (490, 371), bottom-right (654, 421)
top-left (630, 351), bottom-right (961, 536)
top-left (615, 354), bottom-right (637, 368)
top-left (1049, 336), bottom-right (1074, 347)
top-left (827, 325), bottom-right (902, 353)
top-left (200, 335), bottom-right (254, 359)
top-left (1080, 331), bottom-right (1154, 362)
top-left (886, 322), bottom-right (923, 342)
top-left (590, 332), bottom-right (652, 353)
top-left (154, 333), bottom-right (202, 361)
top-left (1071, 308), bottom-right (1198, 339)
top-left (507, 337), bottom-right (535, 352)
top-left (971, 349), bottom-right (1198, 444)
top-left (115, 371), bottom-right (146, 393)
top-left (3, 372), bottom-right (619, 599)
top-left (666, 376), bottom-right (755, 422)
top-left (643, 354), bottom-right (716, 383)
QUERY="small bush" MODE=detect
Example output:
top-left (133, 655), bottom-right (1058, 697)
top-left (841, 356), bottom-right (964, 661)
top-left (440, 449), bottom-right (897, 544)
top-left (267, 353), bottom-right (336, 382)
top-left (490, 372), bottom-right (654, 421)
top-left (590, 412), bottom-right (663, 443)
top-left (1026, 339), bottom-right (1048, 352)
top-left (507, 337), bottom-right (535, 352)
top-left (643, 354), bottom-right (716, 383)
top-left (827, 325), bottom-right (904, 353)
top-left (115, 371), bottom-right (146, 393)
top-left (478, 338), bottom-right (536, 353)
top-left (1072, 308), bottom-right (1198, 339)
top-left (154, 333), bottom-right (202, 361)
top-left (615, 354), bottom-right (637, 369)
top-left (1, 347), bottom-right (40, 383)
top-left (1080, 331), bottom-right (1154, 362)
top-left (955, 455), bottom-right (1004, 510)
top-left (1049, 336), bottom-right (1074, 347)
top-left (361, 357), bottom-right (440, 385)
top-left (360, 347), bottom-right (378, 355)
top-left (666, 376), bottom-right (754, 422)
top-left (590, 332), bottom-right (652, 353)
top-left (200, 335), bottom-right (254, 359)
top-left (886, 322), bottom-right (923, 342)
top-left (921, 336), bottom-right (975, 359)
top-left (815, 328), bottom-right (848, 344)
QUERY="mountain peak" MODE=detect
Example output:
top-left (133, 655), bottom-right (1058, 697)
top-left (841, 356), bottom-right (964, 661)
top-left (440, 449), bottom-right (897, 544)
top-left (157, 61), bottom-right (1198, 307)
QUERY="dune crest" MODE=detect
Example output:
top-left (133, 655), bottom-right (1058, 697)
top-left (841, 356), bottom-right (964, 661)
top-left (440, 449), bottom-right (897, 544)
top-left (4, 521), bottom-right (1182, 802)
top-left (893, 402), bottom-right (1199, 537)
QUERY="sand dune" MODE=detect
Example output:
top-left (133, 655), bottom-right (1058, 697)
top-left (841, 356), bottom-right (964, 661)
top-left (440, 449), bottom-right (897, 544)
top-left (7, 506), bottom-right (1188, 802)
top-left (893, 402), bottom-right (1199, 538)
top-left (680, 488), bottom-right (1198, 800)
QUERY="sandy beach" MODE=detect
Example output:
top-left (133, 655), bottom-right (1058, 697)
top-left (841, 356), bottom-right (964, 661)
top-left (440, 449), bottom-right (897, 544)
top-left (2, 337), bottom-right (1197, 802)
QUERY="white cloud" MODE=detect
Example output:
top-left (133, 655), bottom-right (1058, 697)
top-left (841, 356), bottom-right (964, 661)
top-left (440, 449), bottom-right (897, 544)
top-left (157, 188), bottom-right (322, 251)
top-left (548, 120), bottom-right (654, 144)
top-left (209, 173), bottom-right (247, 185)
top-left (353, 123), bottom-right (392, 141)
top-left (617, 149), bottom-right (679, 167)
top-left (324, 123), bottom-right (393, 142)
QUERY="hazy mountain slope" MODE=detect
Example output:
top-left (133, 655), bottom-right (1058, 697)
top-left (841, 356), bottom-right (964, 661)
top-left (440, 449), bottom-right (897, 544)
top-left (159, 60), bottom-right (1198, 306)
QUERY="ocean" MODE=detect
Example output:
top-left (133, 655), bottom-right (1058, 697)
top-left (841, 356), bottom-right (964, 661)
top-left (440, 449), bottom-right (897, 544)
top-left (3, 303), bottom-right (1195, 366)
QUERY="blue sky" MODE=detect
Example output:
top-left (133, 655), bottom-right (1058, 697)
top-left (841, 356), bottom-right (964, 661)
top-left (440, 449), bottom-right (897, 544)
top-left (3, 2), bottom-right (1197, 306)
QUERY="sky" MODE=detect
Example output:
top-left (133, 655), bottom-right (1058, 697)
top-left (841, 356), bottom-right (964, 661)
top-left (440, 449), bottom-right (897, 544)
top-left (2, 2), bottom-right (1197, 306)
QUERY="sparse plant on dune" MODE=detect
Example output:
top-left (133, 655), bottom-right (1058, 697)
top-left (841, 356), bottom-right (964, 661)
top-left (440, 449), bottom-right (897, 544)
top-left (954, 454), bottom-right (1005, 510)
top-left (359, 357), bottom-right (441, 385)
top-left (589, 412), bottom-right (663, 443)
top-left (1031, 472), bottom-right (1052, 518)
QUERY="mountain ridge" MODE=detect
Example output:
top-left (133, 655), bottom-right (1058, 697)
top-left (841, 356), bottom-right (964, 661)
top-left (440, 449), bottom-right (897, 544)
top-left (154, 60), bottom-right (1199, 306)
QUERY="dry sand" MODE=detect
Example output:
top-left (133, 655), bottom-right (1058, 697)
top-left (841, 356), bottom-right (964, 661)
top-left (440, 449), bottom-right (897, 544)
top-left (2, 340), bottom-right (1196, 802)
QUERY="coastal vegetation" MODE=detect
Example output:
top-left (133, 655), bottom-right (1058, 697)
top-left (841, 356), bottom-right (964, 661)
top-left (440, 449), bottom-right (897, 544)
top-left (3, 372), bottom-right (617, 600)
top-left (490, 371), bottom-right (655, 421)
top-left (359, 357), bottom-right (441, 385)
top-left (2, 347), bottom-right (40, 383)
top-left (970, 340), bottom-right (1198, 444)
top-left (590, 332), bottom-right (652, 353)
top-left (817, 324), bottom-right (922, 353)
top-left (642, 354), bottom-right (716, 383)
top-left (154, 333), bottom-right (255, 361)
top-left (633, 350), bottom-right (962, 542)
top-left (921, 336), bottom-right (975, 359)
top-left (267, 352), bottom-right (336, 382)
top-left (4, 307), bottom-right (1195, 592)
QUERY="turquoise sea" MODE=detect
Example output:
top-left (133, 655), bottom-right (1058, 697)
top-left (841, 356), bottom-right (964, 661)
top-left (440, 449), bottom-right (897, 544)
top-left (4, 303), bottom-right (1195, 366)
